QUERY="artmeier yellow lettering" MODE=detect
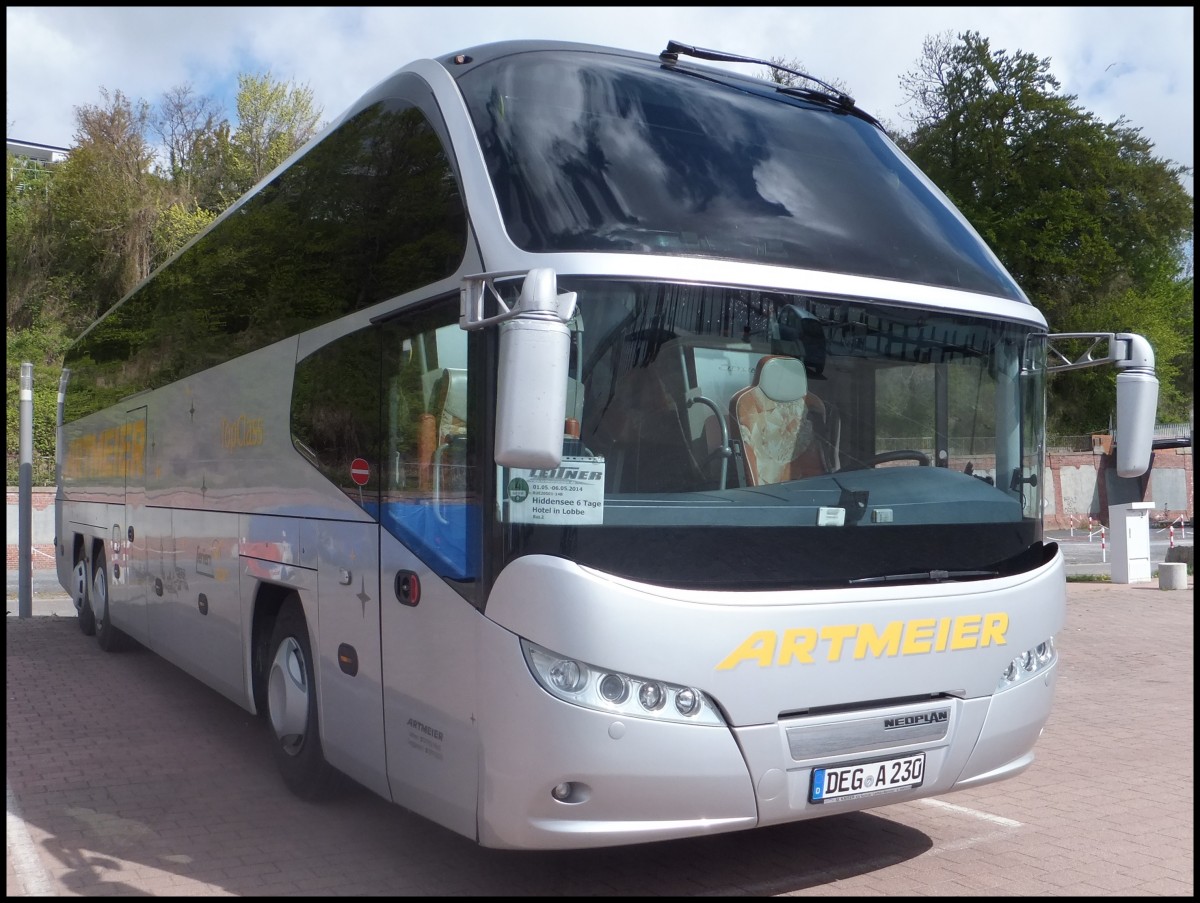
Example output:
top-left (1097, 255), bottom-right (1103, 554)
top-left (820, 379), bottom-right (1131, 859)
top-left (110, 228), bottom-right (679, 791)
top-left (901, 618), bottom-right (937, 655)
top-left (980, 613), bottom-right (1008, 646)
top-left (716, 613), bottom-right (1009, 669)
top-left (65, 421), bottom-right (146, 480)
top-left (715, 630), bottom-right (777, 670)
top-left (950, 615), bottom-right (982, 650)
top-left (777, 627), bottom-right (818, 664)
top-left (820, 624), bottom-right (857, 661)
top-left (854, 621), bottom-right (903, 659)
top-left (935, 616), bottom-right (953, 651)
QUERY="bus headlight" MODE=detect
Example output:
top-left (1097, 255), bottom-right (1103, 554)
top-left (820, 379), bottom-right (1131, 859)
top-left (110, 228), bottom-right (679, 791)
top-left (996, 636), bottom-right (1056, 692)
top-left (521, 639), bottom-right (726, 725)
top-left (548, 658), bottom-right (585, 692)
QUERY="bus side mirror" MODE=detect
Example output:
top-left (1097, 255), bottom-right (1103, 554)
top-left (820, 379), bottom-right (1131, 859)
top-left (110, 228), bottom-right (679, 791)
top-left (1047, 331), bottom-right (1159, 480)
top-left (461, 268), bottom-right (576, 469)
top-left (1113, 333), bottom-right (1158, 478)
top-left (495, 315), bottom-right (572, 468)
top-left (1115, 369), bottom-right (1158, 478)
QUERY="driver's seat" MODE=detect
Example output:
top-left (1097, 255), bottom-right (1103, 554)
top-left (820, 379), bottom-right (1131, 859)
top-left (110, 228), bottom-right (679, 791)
top-left (730, 355), bottom-right (835, 486)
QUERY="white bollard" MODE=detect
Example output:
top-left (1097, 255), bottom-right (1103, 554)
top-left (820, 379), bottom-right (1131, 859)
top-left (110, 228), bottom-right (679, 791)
top-left (1158, 562), bottom-right (1188, 590)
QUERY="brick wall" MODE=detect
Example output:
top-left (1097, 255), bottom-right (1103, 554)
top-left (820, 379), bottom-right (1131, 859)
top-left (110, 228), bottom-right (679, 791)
top-left (6, 487), bottom-right (58, 571)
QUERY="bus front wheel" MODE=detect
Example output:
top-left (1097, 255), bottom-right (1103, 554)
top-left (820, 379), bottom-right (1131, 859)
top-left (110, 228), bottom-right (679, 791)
top-left (266, 597), bottom-right (340, 800)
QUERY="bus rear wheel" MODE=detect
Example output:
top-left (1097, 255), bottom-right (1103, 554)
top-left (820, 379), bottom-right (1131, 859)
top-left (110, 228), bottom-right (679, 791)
top-left (266, 597), bottom-right (340, 800)
top-left (72, 555), bottom-right (96, 636)
top-left (92, 547), bottom-right (129, 652)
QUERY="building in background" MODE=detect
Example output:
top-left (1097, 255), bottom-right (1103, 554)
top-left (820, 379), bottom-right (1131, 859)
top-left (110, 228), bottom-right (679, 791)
top-left (6, 138), bottom-right (70, 164)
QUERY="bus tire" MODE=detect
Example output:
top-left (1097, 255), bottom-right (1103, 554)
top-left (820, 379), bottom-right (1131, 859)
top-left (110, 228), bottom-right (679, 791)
top-left (92, 547), bottom-right (128, 652)
top-left (266, 597), bottom-right (340, 800)
top-left (72, 555), bottom-right (96, 636)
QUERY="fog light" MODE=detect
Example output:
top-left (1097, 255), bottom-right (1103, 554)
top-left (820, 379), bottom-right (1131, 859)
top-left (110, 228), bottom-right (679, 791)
top-left (551, 782), bottom-right (572, 801)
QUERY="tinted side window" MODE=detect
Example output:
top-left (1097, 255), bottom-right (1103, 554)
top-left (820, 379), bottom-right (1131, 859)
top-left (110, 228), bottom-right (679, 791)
top-left (290, 298), bottom-right (479, 582)
top-left (378, 301), bottom-right (478, 581)
top-left (291, 327), bottom-right (382, 501)
top-left (65, 96), bottom-right (467, 421)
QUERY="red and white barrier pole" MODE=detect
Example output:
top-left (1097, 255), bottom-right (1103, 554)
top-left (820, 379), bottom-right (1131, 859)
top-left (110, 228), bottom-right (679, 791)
top-left (1169, 525), bottom-right (1175, 549)
top-left (1089, 515), bottom-right (1094, 542)
top-left (1101, 526), bottom-right (1106, 562)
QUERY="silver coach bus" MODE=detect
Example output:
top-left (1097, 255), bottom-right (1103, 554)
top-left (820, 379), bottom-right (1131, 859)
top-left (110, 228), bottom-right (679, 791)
top-left (55, 39), bottom-right (1158, 849)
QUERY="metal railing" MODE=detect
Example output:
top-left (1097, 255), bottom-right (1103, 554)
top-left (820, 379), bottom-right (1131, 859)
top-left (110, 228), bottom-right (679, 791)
top-left (5, 453), bottom-right (55, 487)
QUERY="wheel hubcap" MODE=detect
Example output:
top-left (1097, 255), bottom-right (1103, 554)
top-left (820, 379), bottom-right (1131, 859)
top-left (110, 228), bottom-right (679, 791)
top-left (72, 561), bottom-right (87, 614)
top-left (92, 567), bottom-right (108, 628)
top-left (268, 637), bottom-right (309, 755)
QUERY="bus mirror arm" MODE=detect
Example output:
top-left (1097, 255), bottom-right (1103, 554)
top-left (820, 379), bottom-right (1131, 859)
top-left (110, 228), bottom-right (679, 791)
top-left (459, 268), bottom-right (577, 330)
top-left (460, 269), bottom-right (577, 470)
top-left (1046, 332), bottom-right (1158, 478)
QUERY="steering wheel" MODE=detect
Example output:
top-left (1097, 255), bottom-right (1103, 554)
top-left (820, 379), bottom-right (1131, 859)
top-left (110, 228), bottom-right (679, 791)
top-left (864, 449), bottom-right (931, 467)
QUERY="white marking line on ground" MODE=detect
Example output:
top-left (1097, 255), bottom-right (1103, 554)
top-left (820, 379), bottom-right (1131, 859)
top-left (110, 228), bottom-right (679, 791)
top-left (700, 799), bottom-right (1025, 895)
top-left (6, 781), bottom-right (56, 896)
top-left (919, 797), bottom-right (1022, 827)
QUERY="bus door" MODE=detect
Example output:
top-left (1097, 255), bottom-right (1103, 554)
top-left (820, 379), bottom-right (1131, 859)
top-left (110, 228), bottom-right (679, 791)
top-left (290, 326), bottom-right (390, 799)
top-left (111, 405), bottom-right (149, 642)
top-left (288, 302), bottom-right (480, 822)
top-left (376, 306), bottom-right (481, 840)
top-left (313, 516), bottom-right (389, 799)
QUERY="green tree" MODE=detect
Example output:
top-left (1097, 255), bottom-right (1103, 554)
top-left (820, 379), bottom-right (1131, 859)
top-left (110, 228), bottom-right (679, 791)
top-left (896, 31), bottom-right (1194, 432)
top-left (762, 56), bottom-right (852, 96)
top-left (6, 149), bottom-right (57, 328)
top-left (228, 72), bottom-right (323, 195)
top-left (5, 74), bottom-right (323, 475)
top-left (154, 82), bottom-right (223, 200)
top-left (49, 88), bottom-right (164, 325)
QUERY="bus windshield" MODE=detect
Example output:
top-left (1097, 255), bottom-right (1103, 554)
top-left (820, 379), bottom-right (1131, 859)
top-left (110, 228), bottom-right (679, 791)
top-left (497, 279), bottom-right (1048, 589)
top-left (456, 49), bottom-right (1026, 302)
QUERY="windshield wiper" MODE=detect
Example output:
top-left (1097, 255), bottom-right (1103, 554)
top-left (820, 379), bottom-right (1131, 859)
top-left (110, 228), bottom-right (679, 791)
top-left (660, 40), bottom-right (861, 114)
top-left (849, 568), bottom-right (999, 585)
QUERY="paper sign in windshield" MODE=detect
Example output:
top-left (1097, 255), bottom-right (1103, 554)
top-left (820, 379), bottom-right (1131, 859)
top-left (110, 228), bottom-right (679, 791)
top-left (506, 456), bottom-right (605, 525)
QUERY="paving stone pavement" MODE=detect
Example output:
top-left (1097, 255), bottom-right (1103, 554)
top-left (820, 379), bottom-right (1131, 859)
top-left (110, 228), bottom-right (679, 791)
top-left (6, 579), bottom-right (1194, 896)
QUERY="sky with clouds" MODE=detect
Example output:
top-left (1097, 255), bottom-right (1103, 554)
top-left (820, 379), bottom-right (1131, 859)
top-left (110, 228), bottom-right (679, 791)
top-left (5, 6), bottom-right (1194, 195)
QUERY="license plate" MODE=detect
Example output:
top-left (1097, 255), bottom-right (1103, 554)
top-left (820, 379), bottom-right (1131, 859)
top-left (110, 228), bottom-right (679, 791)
top-left (810, 752), bottom-right (925, 803)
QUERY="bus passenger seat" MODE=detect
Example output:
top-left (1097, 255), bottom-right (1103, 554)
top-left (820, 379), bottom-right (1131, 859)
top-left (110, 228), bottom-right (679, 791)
top-left (587, 363), bottom-right (705, 492)
top-left (730, 355), bottom-right (834, 486)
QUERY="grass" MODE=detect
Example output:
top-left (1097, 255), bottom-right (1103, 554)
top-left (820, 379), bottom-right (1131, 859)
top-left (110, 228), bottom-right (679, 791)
top-left (1066, 563), bottom-right (1194, 583)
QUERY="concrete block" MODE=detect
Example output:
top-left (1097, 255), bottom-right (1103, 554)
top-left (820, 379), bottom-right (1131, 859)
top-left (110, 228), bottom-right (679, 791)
top-left (1165, 545), bottom-right (1193, 567)
top-left (1158, 562), bottom-right (1188, 591)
